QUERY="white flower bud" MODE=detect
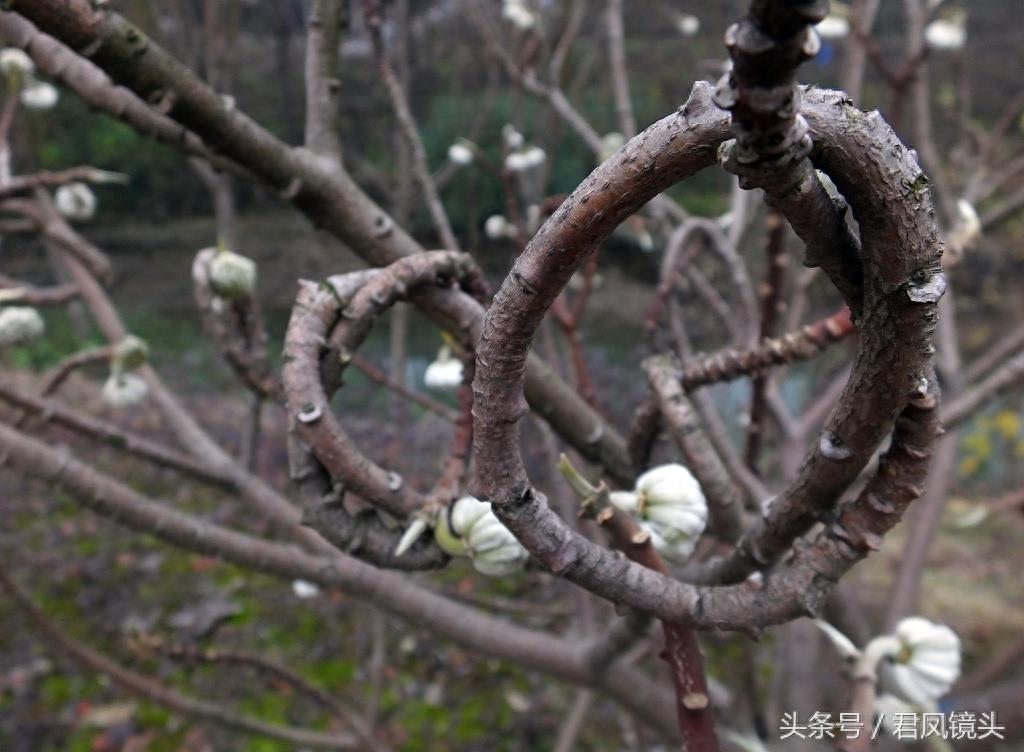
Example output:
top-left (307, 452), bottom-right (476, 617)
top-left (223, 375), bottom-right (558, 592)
top-left (0, 306), bottom-right (45, 346)
top-left (882, 617), bottom-right (961, 708)
top-left (484, 214), bottom-right (511, 240)
top-left (423, 346), bottom-right (463, 390)
top-left (208, 250), bottom-right (257, 300)
top-left (925, 17), bottom-right (966, 51)
top-left (102, 372), bottom-right (149, 408)
top-left (434, 495), bottom-right (528, 576)
top-left (502, 123), bottom-right (525, 151)
top-left (599, 132), bottom-right (625, 162)
top-left (610, 463), bottom-right (708, 561)
top-left (0, 48), bottom-right (33, 77)
top-left (504, 151), bottom-right (530, 172)
top-left (816, 15), bottom-right (850, 40)
top-left (291, 579), bottom-right (320, 599)
top-left (947, 199), bottom-right (981, 256)
top-left (54, 182), bottom-right (97, 221)
top-left (502, 0), bottom-right (536, 30)
top-left (447, 141), bottom-right (474, 166)
top-left (20, 79), bottom-right (59, 110)
top-left (677, 14), bottom-right (700, 37)
top-left (112, 334), bottom-right (150, 373)
top-left (524, 145), bottom-right (546, 168)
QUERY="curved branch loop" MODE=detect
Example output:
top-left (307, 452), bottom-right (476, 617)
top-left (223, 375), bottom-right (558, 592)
top-left (472, 83), bottom-right (943, 628)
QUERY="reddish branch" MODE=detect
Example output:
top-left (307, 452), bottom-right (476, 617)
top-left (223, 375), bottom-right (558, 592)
top-left (678, 307), bottom-right (854, 391)
top-left (582, 491), bottom-right (718, 752)
top-left (350, 354), bottom-right (459, 422)
top-left (744, 212), bottom-right (789, 471)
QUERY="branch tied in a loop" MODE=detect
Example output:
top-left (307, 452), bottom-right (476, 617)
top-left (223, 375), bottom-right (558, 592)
top-left (471, 80), bottom-right (944, 629)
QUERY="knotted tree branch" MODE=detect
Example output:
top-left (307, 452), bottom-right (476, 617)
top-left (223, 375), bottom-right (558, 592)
top-left (472, 80), bottom-right (943, 619)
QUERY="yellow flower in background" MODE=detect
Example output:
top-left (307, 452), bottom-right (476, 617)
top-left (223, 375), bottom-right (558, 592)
top-left (961, 431), bottom-right (992, 459)
top-left (958, 455), bottom-right (981, 477)
top-left (992, 410), bottom-right (1021, 440)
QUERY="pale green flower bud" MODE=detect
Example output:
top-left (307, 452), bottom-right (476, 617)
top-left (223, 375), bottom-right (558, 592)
top-left (112, 334), bottom-right (150, 373)
top-left (209, 250), bottom-right (257, 300)
top-left (434, 495), bottom-right (528, 576)
top-left (610, 463), bottom-right (708, 562)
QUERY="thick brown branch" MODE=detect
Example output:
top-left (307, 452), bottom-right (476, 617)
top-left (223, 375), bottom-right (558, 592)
top-left (0, 421), bottom-right (678, 739)
top-left (8, 0), bottom-right (630, 485)
top-left (474, 83), bottom-right (942, 616)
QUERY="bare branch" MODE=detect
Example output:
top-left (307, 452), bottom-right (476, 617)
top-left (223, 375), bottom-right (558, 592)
top-left (0, 566), bottom-right (361, 750)
top-left (304, 0), bottom-right (344, 160)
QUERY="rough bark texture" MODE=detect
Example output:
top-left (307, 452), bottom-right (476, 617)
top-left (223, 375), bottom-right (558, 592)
top-left (3, 0), bottom-right (632, 487)
top-left (473, 82), bottom-right (943, 623)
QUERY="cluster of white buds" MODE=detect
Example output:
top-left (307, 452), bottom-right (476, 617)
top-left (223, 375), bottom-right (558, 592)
top-left (483, 214), bottom-right (517, 241)
top-left (102, 333), bottom-right (151, 409)
top-left (504, 145), bottom-right (546, 173)
top-left (676, 13), bottom-right (701, 37)
top-left (55, 182), bottom-right (98, 222)
top-left (501, 0), bottom-right (537, 31)
top-left (817, 616), bottom-right (961, 712)
top-left (447, 140), bottom-right (474, 166)
top-left (208, 249), bottom-right (257, 300)
top-left (925, 10), bottom-right (967, 51)
top-left (423, 345), bottom-right (464, 390)
top-left (1, 48), bottom-right (59, 111)
top-left (609, 464), bottom-right (708, 561)
top-left (0, 305), bottom-right (45, 347)
top-left (433, 495), bottom-right (529, 576)
top-left (599, 132), bottom-right (626, 163)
